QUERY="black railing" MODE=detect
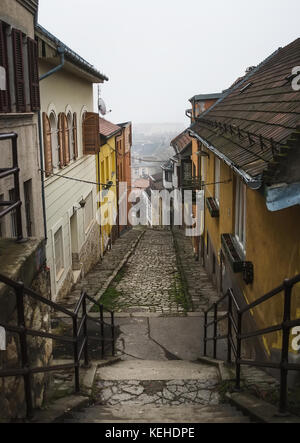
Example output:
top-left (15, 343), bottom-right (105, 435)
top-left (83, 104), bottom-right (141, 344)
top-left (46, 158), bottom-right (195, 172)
top-left (0, 133), bottom-right (23, 242)
top-left (0, 273), bottom-right (115, 419)
top-left (204, 275), bottom-right (300, 415)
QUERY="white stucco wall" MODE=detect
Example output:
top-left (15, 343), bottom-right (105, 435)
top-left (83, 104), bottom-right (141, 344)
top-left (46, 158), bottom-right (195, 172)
top-left (39, 61), bottom-right (99, 300)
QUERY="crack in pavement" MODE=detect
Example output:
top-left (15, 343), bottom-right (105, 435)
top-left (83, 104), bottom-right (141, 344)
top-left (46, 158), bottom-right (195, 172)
top-left (147, 317), bottom-right (181, 361)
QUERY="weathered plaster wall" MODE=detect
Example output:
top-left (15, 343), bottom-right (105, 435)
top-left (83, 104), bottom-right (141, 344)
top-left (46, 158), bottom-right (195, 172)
top-left (0, 240), bottom-right (52, 421)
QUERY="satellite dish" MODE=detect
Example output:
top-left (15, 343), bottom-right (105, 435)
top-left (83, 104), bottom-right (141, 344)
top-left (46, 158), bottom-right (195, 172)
top-left (98, 97), bottom-right (107, 116)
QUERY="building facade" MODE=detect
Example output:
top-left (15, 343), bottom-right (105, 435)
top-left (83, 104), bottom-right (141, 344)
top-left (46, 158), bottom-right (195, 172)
top-left (37, 25), bottom-right (108, 301)
top-left (189, 39), bottom-right (300, 370)
top-left (97, 117), bottom-right (121, 251)
top-left (116, 122), bottom-right (132, 233)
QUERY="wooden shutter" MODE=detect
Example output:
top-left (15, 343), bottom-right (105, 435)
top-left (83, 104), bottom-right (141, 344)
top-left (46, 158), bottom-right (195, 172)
top-left (42, 112), bottom-right (53, 176)
top-left (27, 37), bottom-right (40, 111)
top-left (73, 112), bottom-right (78, 159)
top-left (12, 28), bottom-right (26, 112)
top-left (82, 112), bottom-right (100, 155)
top-left (0, 21), bottom-right (10, 113)
top-left (57, 113), bottom-right (64, 168)
top-left (62, 113), bottom-right (70, 165)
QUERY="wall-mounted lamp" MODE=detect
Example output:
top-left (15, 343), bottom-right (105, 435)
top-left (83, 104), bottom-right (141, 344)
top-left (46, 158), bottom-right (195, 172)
top-left (73, 199), bottom-right (86, 213)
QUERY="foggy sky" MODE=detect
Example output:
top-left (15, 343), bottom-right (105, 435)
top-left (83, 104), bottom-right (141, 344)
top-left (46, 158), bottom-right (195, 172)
top-left (38, 0), bottom-right (300, 126)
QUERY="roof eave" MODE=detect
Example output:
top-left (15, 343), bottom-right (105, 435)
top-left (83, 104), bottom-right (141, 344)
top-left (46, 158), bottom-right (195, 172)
top-left (188, 129), bottom-right (262, 190)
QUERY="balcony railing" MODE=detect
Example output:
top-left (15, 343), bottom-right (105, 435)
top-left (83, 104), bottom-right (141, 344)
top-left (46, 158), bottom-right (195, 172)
top-left (182, 177), bottom-right (204, 190)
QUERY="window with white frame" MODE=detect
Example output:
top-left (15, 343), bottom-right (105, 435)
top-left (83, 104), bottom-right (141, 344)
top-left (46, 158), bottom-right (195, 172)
top-left (214, 157), bottom-right (221, 206)
top-left (54, 227), bottom-right (64, 278)
top-left (235, 177), bottom-right (247, 252)
top-left (84, 192), bottom-right (94, 232)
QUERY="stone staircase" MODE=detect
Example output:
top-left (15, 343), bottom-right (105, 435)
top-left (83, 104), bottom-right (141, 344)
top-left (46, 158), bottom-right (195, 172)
top-left (54, 360), bottom-right (251, 423)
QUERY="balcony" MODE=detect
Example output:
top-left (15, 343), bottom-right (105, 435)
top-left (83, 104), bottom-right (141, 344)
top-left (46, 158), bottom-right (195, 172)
top-left (182, 177), bottom-right (204, 190)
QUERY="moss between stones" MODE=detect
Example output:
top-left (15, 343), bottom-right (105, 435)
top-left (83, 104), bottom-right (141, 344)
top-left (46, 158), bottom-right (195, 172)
top-left (91, 267), bottom-right (127, 312)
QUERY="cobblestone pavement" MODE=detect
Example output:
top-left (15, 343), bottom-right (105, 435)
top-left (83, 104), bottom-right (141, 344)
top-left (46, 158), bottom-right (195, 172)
top-left (57, 228), bottom-right (144, 313)
top-left (173, 228), bottom-right (220, 311)
top-left (112, 229), bottom-right (187, 314)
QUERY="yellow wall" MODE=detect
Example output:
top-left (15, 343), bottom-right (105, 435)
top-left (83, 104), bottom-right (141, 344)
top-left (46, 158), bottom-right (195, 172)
top-left (200, 146), bottom-right (300, 356)
top-left (96, 136), bottom-right (117, 253)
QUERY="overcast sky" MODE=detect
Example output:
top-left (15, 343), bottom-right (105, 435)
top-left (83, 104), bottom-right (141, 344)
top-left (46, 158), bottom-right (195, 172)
top-left (38, 0), bottom-right (300, 126)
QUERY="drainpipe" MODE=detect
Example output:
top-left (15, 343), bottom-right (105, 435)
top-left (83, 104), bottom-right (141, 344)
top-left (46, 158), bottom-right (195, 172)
top-left (38, 46), bottom-right (66, 240)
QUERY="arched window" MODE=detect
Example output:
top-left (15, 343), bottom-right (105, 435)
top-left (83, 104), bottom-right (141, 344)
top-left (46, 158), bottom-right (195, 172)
top-left (49, 112), bottom-right (59, 168)
top-left (67, 111), bottom-right (74, 160)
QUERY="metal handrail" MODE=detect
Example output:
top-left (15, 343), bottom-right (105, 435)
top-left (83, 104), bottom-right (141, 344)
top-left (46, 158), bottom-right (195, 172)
top-left (0, 133), bottom-right (23, 242)
top-left (203, 276), bottom-right (300, 415)
top-left (0, 273), bottom-right (115, 419)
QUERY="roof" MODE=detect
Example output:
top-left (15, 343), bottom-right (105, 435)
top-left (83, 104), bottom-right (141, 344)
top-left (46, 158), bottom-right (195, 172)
top-left (190, 38), bottom-right (300, 189)
top-left (36, 24), bottom-right (108, 82)
top-left (171, 130), bottom-right (193, 153)
top-left (190, 93), bottom-right (223, 103)
top-left (118, 122), bottom-right (132, 128)
top-left (17, 0), bottom-right (39, 14)
top-left (99, 118), bottom-right (121, 138)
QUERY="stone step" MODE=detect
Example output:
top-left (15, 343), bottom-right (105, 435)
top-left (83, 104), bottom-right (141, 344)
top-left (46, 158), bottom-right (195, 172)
top-left (96, 360), bottom-right (219, 381)
top-left (58, 404), bottom-right (251, 423)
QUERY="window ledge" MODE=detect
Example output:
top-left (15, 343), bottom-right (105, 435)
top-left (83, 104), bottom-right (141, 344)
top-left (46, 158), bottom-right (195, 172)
top-left (206, 197), bottom-right (220, 218)
top-left (0, 112), bottom-right (35, 119)
top-left (221, 234), bottom-right (253, 284)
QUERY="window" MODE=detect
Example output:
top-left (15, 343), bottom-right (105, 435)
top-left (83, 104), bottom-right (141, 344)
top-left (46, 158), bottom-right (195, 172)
top-left (165, 171), bottom-right (172, 182)
top-left (84, 192), bottom-right (93, 232)
top-left (49, 112), bottom-right (59, 169)
top-left (0, 21), bottom-right (40, 114)
top-left (214, 157), bottom-right (221, 206)
top-left (9, 189), bottom-right (17, 237)
top-left (54, 227), bottom-right (64, 278)
top-left (235, 177), bottom-right (246, 252)
top-left (24, 180), bottom-right (33, 237)
top-left (67, 112), bottom-right (74, 160)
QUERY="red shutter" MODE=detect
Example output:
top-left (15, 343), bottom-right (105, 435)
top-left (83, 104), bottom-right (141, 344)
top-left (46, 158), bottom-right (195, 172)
top-left (42, 112), bottom-right (53, 176)
top-left (82, 112), bottom-right (100, 155)
top-left (62, 113), bottom-right (70, 165)
top-left (12, 28), bottom-right (26, 112)
top-left (73, 112), bottom-right (78, 159)
top-left (0, 21), bottom-right (10, 113)
top-left (27, 37), bottom-right (40, 111)
top-left (57, 113), bottom-right (65, 168)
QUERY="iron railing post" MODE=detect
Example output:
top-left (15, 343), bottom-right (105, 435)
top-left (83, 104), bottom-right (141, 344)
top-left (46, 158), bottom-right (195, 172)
top-left (16, 282), bottom-right (33, 419)
top-left (204, 311), bottom-right (207, 357)
top-left (82, 294), bottom-right (90, 368)
top-left (279, 280), bottom-right (292, 415)
top-left (11, 134), bottom-right (23, 243)
top-left (213, 303), bottom-right (218, 359)
top-left (72, 316), bottom-right (80, 393)
top-left (111, 311), bottom-right (115, 357)
top-left (236, 310), bottom-right (242, 390)
top-left (227, 293), bottom-right (232, 364)
top-left (100, 305), bottom-right (105, 359)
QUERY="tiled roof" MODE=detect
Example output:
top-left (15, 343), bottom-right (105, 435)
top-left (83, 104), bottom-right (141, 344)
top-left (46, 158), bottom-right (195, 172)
top-left (171, 130), bottom-right (193, 153)
top-left (191, 38), bottom-right (300, 188)
top-left (99, 118), bottom-right (121, 138)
